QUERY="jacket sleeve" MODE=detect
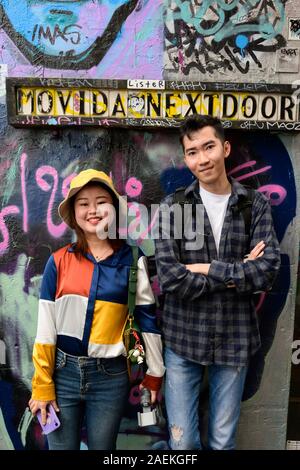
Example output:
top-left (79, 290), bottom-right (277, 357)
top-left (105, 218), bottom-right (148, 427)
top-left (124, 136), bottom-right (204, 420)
top-left (134, 255), bottom-right (165, 391)
top-left (208, 193), bottom-right (281, 293)
top-left (155, 198), bottom-right (228, 300)
top-left (31, 255), bottom-right (57, 401)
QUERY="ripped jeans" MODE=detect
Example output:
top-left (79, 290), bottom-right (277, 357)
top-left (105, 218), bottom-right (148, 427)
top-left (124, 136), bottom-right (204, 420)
top-left (164, 347), bottom-right (247, 450)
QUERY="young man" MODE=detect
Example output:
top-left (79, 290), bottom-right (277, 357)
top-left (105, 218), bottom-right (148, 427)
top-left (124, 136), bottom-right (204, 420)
top-left (155, 114), bottom-right (280, 450)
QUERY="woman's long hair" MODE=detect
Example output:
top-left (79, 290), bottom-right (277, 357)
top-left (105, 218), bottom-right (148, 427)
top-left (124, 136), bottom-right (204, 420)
top-left (67, 182), bottom-right (124, 258)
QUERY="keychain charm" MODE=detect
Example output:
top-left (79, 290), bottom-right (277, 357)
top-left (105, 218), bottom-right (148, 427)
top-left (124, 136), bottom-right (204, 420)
top-left (128, 334), bottom-right (145, 364)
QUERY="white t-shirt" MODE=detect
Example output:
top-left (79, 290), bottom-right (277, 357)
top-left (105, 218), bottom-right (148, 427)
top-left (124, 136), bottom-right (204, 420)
top-left (200, 186), bottom-right (231, 254)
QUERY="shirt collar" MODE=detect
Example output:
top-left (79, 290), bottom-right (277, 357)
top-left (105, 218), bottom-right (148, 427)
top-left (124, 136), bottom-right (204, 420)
top-left (184, 176), bottom-right (249, 203)
top-left (228, 177), bottom-right (250, 207)
top-left (67, 242), bottom-right (130, 265)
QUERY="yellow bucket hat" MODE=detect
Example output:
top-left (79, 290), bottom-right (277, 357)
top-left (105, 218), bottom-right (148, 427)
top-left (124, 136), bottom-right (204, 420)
top-left (58, 169), bottom-right (127, 228)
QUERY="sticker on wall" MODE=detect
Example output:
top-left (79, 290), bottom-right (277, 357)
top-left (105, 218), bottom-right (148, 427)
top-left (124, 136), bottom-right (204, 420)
top-left (276, 48), bottom-right (300, 73)
top-left (288, 18), bottom-right (300, 40)
top-left (6, 78), bottom-right (300, 130)
top-left (165, 1), bottom-right (287, 76)
top-left (0, 64), bottom-right (8, 98)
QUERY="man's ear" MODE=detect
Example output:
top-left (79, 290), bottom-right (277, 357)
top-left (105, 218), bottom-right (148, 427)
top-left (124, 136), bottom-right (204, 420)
top-left (224, 141), bottom-right (231, 158)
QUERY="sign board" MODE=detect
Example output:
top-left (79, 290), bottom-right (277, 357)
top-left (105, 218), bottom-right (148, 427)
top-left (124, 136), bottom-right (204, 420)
top-left (6, 78), bottom-right (300, 131)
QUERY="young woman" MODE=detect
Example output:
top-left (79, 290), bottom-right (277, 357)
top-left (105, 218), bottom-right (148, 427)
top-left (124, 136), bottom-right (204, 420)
top-left (29, 168), bottom-right (165, 450)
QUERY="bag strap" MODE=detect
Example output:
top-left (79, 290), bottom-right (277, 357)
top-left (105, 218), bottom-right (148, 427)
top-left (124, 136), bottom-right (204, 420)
top-left (173, 187), bottom-right (191, 205)
top-left (127, 246), bottom-right (139, 317)
top-left (172, 187), bottom-right (193, 260)
top-left (236, 187), bottom-right (255, 237)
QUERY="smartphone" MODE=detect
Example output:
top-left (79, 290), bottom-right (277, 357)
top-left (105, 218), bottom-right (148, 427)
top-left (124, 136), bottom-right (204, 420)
top-left (36, 404), bottom-right (61, 435)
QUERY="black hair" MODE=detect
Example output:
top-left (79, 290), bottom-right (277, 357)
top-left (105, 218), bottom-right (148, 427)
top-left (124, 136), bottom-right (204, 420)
top-left (179, 114), bottom-right (225, 149)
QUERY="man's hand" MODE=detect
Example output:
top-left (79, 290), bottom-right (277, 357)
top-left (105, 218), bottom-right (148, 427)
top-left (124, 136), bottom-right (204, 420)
top-left (185, 241), bottom-right (266, 275)
top-left (244, 240), bottom-right (265, 262)
top-left (185, 241), bottom-right (266, 288)
top-left (185, 263), bottom-right (210, 275)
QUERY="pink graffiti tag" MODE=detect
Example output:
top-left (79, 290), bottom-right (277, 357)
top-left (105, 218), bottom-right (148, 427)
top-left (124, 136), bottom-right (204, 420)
top-left (124, 177), bottom-right (160, 245)
top-left (62, 173), bottom-right (77, 198)
top-left (20, 153), bottom-right (28, 233)
top-left (35, 166), bottom-right (67, 238)
top-left (227, 160), bottom-right (257, 176)
top-left (228, 159), bottom-right (272, 182)
top-left (228, 161), bottom-right (287, 206)
top-left (234, 166), bottom-right (272, 182)
top-left (136, 207), bottom-right (159, 245)
top-left (125, 177), bottom-right (143, 198)
top-left (258, 185), bottom-right (287, 206)
top-left (118, 202), bottom-right (141, 238)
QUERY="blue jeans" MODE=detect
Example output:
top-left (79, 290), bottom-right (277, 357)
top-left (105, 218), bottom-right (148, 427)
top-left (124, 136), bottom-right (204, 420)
top-left (47, 349), bottom-right (129, 450)
top-left (164, 347), bottom-right (247, 450)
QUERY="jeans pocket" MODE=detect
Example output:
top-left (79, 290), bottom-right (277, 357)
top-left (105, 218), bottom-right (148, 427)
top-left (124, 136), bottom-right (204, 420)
top-left (101, 356), bottom-right (128, 376)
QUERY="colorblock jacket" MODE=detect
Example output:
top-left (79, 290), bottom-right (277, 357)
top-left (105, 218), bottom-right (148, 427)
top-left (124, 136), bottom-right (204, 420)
top-left (32, 243), bottom-right (165, 401)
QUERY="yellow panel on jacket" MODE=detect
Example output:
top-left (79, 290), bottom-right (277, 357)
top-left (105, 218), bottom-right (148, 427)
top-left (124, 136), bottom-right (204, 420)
top-left (89, 300), bottom-right (128, 345)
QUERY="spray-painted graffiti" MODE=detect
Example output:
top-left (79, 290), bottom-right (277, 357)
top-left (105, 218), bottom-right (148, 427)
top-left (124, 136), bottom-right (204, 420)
top-left (0, 0), bottom-right (163, 78)
top-left (0, 0), bottom-right (139, 69)
top-left (164, 0), bottom-right (287, 75)
top-left (0, 122), bottom-right (295, 449)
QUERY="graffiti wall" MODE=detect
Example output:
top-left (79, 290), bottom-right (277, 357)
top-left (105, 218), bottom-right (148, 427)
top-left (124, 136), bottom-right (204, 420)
top-left (0, 0), bottom-right (164, 78)
top-left (0, 1), bottom-right (296, 82)
top-left (0, 0), bottom-right (300, 450)
top-left (164, 0), bottom-right (287, 78)
top-left (0, 123), bottom-right (297, 450)
top-left (286, 240), bottom-right (300, 444)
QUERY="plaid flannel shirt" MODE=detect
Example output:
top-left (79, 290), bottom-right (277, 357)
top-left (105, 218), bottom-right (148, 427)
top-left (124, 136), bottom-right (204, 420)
top-left (155, 177), bottom-right (281, 366)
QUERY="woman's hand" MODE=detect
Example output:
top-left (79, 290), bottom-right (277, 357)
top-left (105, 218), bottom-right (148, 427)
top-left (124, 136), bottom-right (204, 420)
top-left (28, 398), bottom-right (60, 425)
top-left (149, 390), bottom-right (157, 404)
top-left (244, 241), bottom-right (265, 262)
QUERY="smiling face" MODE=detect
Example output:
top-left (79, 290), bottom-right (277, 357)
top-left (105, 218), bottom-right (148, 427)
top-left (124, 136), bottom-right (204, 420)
top-left (74, 183), bottom-right (114, 239)
top-left (0, 0), bottom-right (138, 69)
top-left (183, 125), bottom-right (231, 193)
